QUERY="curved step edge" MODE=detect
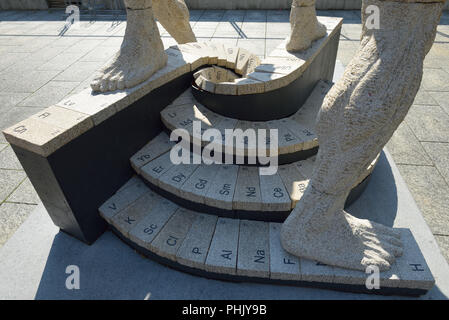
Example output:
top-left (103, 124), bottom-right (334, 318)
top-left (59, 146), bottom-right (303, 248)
top-left (99, 180), bottom-right (433, 296)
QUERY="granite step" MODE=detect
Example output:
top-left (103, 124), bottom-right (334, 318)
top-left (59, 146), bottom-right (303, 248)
top-left (98, 176), bottom-right (435, 296)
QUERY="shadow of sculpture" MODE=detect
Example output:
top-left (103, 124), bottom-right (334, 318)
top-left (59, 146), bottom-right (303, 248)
top-left (346, 151), bottom-right (398, 228)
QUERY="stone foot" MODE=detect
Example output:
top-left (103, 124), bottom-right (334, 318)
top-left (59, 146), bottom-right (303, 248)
top-left (286, 0), bottom-right (327, 52)
top-left (281, 186), bottom-right (403, 271)
top-left (91, 3), bottom-right (167, 92)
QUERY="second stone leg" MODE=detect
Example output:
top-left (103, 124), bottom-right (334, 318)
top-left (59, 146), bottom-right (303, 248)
top-left (152, 0), bottom-right (197, 44)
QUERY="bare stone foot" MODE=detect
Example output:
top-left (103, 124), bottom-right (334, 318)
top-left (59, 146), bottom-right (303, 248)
top-left (91, 2), bottom-right (167, 93)
top-left (286, 0), bottom-right (326, 52)
top-left (281, 186), bottom-right (403, 271)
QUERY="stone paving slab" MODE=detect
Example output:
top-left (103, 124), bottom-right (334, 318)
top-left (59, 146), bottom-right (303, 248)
top-left (435, 235), bottom-right (449, 265)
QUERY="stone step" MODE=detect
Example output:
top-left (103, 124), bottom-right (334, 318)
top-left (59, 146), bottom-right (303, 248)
top-left (161, 81), bottom-right (335, 164)
top-left (2, 17), bottom-right (342, 159)
top-left (187, 17), bottom-right (342, 121)
top-left (98, 176), bottom-right (435, 296)
top-left (131, 132), bottom-right (377, 220)
top-left (177, 16), bottom-right (342, 98)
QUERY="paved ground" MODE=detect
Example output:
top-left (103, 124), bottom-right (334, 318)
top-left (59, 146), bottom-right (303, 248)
top-left (0, 9), bottom-right (448, 264)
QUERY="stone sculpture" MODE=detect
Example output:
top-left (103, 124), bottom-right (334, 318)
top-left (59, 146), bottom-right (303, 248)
top-left (281, 0), bottom-right (445, 271)
top-left (286, 0), bottom-right (327, 52)
top-left (91, 0), bottom-right (196, 92)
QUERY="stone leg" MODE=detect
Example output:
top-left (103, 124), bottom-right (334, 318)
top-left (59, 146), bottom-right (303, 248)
top-left (152, 0), bottom-right (196, 44)
top-left (281, 0), bottom-right (445, 271)
top-left (286, 0), bottom-right (327, 52)
top-left (91, 0), bottom-right (167, 92)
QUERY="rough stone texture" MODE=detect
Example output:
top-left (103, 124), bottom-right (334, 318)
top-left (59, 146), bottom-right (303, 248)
top-left (205, 217), bottom-right (240, 275)
top-left (1, 17), bottom-right (342, 159)
top-left (2, 105), bottom-right (95, 157)
top-left (235, 78), bottom-right (265, 95)
top-left (117, 175), bottom-right (141, 194)
top-left (255, 56), bottom-right (304, 77)
top-left (98, 178), bottom-right (150, 222)
top-left (269, 223), bottom-right (302, 280)
top-left (128, 197), bottom-right (179, 249)
top-left (0, 145), bottom-right (23, 170)
top-left (204, 165), bottom-right (239, 210)
top-left (152, 0), bottom-right (196, 45)
top-left (148, 208), bottom-right (198, 260)
top-left (277, 164), bottom-right (308, 208)
top-left (0, 9), bottom-right (448, 267)
top-left (0, 202), bottom-right (35, 246)
top-left (294, 156), bottom-right (316, 178)
top-left (161, 104), bottom-right (196, 133)
top-left (281, 0), bottom-right (445, 272)
top-left (193, 66), bottom-right (240, 95)
top-left (176, 214), bottom-right (218, 268)
top-left (130, 132), bottom-right (175, 172)
top-left (110, 191), bottom-right (162, 235)
top-left (247, 71), bottom-right (290, 92)
top-left (90, 0), bottom-right (168, 92)
top-left (266, 120), bottom-right (303, 154)
top-left (55, 88), bottom-right (129, 126)
top-left (435, 235), bottom-right (449, 265)
top-left (397, 164), bottom-right (449, 236)
top-left (386, 122), bottom-right (433, 166)
top-left (157, 162), bottom-right (199, 196)
top-left (0, 169), bottom-right (26, 205)
top-left (233, 166), bottom-right (262, 211)
top-left (396, 229), bottom-right (434, 290)
top-left (180, 164), bottom-right (220, 204)
top-left (134, 128), bottom-right (377, 213)
top-left (140, 151), bottom-right (175, 185)
top-left (235, 48), bottom-right (252, 75)
top-left (301, 258), bottom-right (334, 283)
top-left (421, 142), bottom-right (449, 186)
top-left (6, 178), bottom-right (41, 205)
top-left (286, 0), bottom-right (327, 52)
top-left (259, 172), bottom-right (292, 212)
top-left (237, 220), bottom-right (270, 278)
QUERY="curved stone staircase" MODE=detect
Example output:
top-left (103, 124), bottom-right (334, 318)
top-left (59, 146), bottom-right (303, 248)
top-left (98, 80), bottom-right (433, 296)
